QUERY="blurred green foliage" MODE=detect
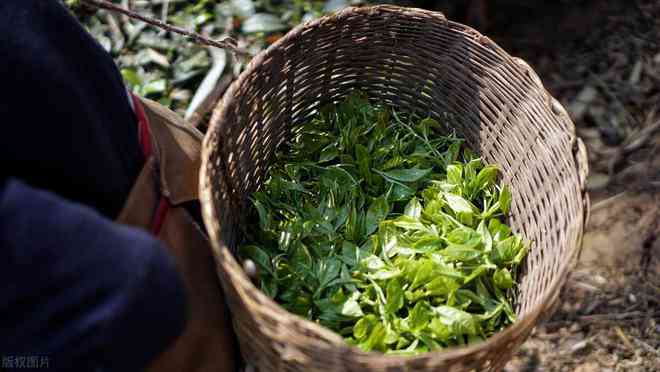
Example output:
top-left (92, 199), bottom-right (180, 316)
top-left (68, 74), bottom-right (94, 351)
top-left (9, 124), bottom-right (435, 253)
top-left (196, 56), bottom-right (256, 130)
top-left (75, 0), bottom-right (368, 117)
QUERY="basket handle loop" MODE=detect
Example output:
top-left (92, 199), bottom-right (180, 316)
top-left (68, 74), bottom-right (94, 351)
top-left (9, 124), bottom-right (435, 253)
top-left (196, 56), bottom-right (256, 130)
top-left (574, 137), bottom-right (589, 194)
top-left (513, 57), bottom-right (544, 91)
top-left (573, 136), bottom-right (590, 261)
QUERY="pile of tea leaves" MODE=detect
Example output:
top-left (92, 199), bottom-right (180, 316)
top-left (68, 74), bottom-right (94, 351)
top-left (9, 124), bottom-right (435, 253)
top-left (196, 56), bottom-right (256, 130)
top-left (240, 92), bottom-right (529, 355)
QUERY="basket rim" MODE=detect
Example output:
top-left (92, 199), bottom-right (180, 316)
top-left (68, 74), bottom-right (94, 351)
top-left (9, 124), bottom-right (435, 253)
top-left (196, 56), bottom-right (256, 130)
top-left (200, 4), bottom-right (590, 365)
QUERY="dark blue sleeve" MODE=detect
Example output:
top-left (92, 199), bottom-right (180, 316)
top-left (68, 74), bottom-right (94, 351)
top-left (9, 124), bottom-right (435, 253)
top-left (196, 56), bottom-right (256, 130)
top-left (0, 0), bottom-right (144, 218)
top-left (0, 178), bottom-right (188, 372)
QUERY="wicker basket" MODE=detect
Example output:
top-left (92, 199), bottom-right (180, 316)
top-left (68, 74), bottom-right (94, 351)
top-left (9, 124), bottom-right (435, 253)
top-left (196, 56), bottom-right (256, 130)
top-left (200, 5), bottom-right (589, 371)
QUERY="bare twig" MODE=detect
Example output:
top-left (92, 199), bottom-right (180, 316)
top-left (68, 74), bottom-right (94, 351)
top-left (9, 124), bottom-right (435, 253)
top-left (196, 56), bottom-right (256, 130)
top-left (548, 311), bottom-right (660, 328)
top-left (81, 0), bottom-right (251, 58)
top-left (622, 120), bottom-right (660, 154)
top-left (590, 191), bottom-right (628, 212)
top-left (578, 311), bottom-right (660, 322)
top-left (608, 119), bottom-right (660, 175)
top-left (159, 0), bottom-right (169, 36)
top-left (614, 326), bottom-right (634, 350)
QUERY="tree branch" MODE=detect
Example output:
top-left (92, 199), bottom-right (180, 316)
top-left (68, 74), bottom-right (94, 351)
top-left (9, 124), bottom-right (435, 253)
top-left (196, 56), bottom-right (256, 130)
top-left (80, 0), bottom-right (251, 58)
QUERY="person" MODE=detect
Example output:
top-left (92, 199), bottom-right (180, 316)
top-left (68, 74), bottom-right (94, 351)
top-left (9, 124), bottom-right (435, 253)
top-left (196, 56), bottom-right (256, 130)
top-left (0, 1), bottom-right (237, 371)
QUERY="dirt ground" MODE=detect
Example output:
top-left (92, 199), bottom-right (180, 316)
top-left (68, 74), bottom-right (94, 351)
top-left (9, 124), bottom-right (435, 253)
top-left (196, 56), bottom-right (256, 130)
top-left (435, 1), bottom-right (660, 370)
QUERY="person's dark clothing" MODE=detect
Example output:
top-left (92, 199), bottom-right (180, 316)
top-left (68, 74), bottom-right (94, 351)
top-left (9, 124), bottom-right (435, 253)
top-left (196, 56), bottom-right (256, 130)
top-left (0, 179), bottom-right (187, 372)
top-left (0, 0), bottom-right (143, 218)
top-left (0, 1), bottom-right (187, 371)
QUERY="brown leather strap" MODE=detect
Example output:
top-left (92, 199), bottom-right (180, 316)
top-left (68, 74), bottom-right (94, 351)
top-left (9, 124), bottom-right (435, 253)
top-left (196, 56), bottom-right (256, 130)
top-left (139, 97), bottom-right (203, 205)
top-left (117, 97), bottom-right (238, 372)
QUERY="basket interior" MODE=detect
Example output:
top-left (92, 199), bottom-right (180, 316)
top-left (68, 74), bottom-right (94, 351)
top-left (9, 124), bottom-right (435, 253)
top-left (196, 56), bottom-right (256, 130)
top-left (202, 5), bottom-right (587, 370)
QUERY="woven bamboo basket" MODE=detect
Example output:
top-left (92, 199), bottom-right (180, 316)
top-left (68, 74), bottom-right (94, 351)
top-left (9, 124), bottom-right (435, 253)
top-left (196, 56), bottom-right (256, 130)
top-left (200, 5), bottom-right (589, 371)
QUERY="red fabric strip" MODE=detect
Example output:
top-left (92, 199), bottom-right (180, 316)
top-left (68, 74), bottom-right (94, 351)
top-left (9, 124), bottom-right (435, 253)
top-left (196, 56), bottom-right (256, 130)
top-left (130, 93), bottom-right (170, 235)
top-left (130, 93), bottom-right (153, 158)
top-left (151, 198), bottom-right (170, 236)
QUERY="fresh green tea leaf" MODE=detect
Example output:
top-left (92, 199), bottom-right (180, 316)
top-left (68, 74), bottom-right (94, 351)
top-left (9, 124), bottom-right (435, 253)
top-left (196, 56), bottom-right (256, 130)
top-left (410, 259), bottom-right (436, 290)
top-left (463, 263), bottom-right (495, 284)
top-left (499, 185), bottom-right (512, 215)
top-left (389, 183), bottom-right (416, 202)
top-left (446, 164), bottom-right (462, 186)
top-left (489, 219), bottom-right (512, 242)
top-left (239, 92), bottom-right (529, 355)
top-left (493, 236), bottom-right (522, 265)
top-left (429, 317), bottom-right (452, 341)
top-left (473, 165), bottom-right (499, 193)
top-left (362, 255), bottom-right (386, 271)
top-left (443, 193), bottom-right (476, 215)
top-left (369, 268), bottom-right (402, 281)
top-left (380, 167), bottom-right (432, 183)
top-left (425, 275), bottom-right (460, 296)
top-left (319, 145), bottom-right (339, 163)
top-left (409, 301), bottom-right (432, 333)
top-left (341, 294), bottom-right (365, 317)
top-left (440, 245), bottom-right (482, 262)
top-left (477, 220), bottom-right (493, 252)
top-left (363, 322), bottom-right (387, 352)
top-left (493, 268), bottom-right (514, 289)
top-left (445, 227), bottom-right (481, 249)
top-left (404, 197), bottom-right (423, 219)
top-left (434, 305), bottom-right (481, 336)
top-left (365, 194), bottom-right (390, 235)
top-left (386, 279), bottom-right (405, 314)
top-left (354, 314), bottom-right (377, 340)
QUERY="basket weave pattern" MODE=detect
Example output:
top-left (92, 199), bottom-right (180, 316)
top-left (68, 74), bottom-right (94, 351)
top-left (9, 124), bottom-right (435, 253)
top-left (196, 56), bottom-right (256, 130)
top-left (200, 5), bottom-right (589, 371)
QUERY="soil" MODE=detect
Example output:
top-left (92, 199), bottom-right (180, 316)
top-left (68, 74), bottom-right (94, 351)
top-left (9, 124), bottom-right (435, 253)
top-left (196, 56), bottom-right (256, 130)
top-left (428, 1), bottom-right (660, 370)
